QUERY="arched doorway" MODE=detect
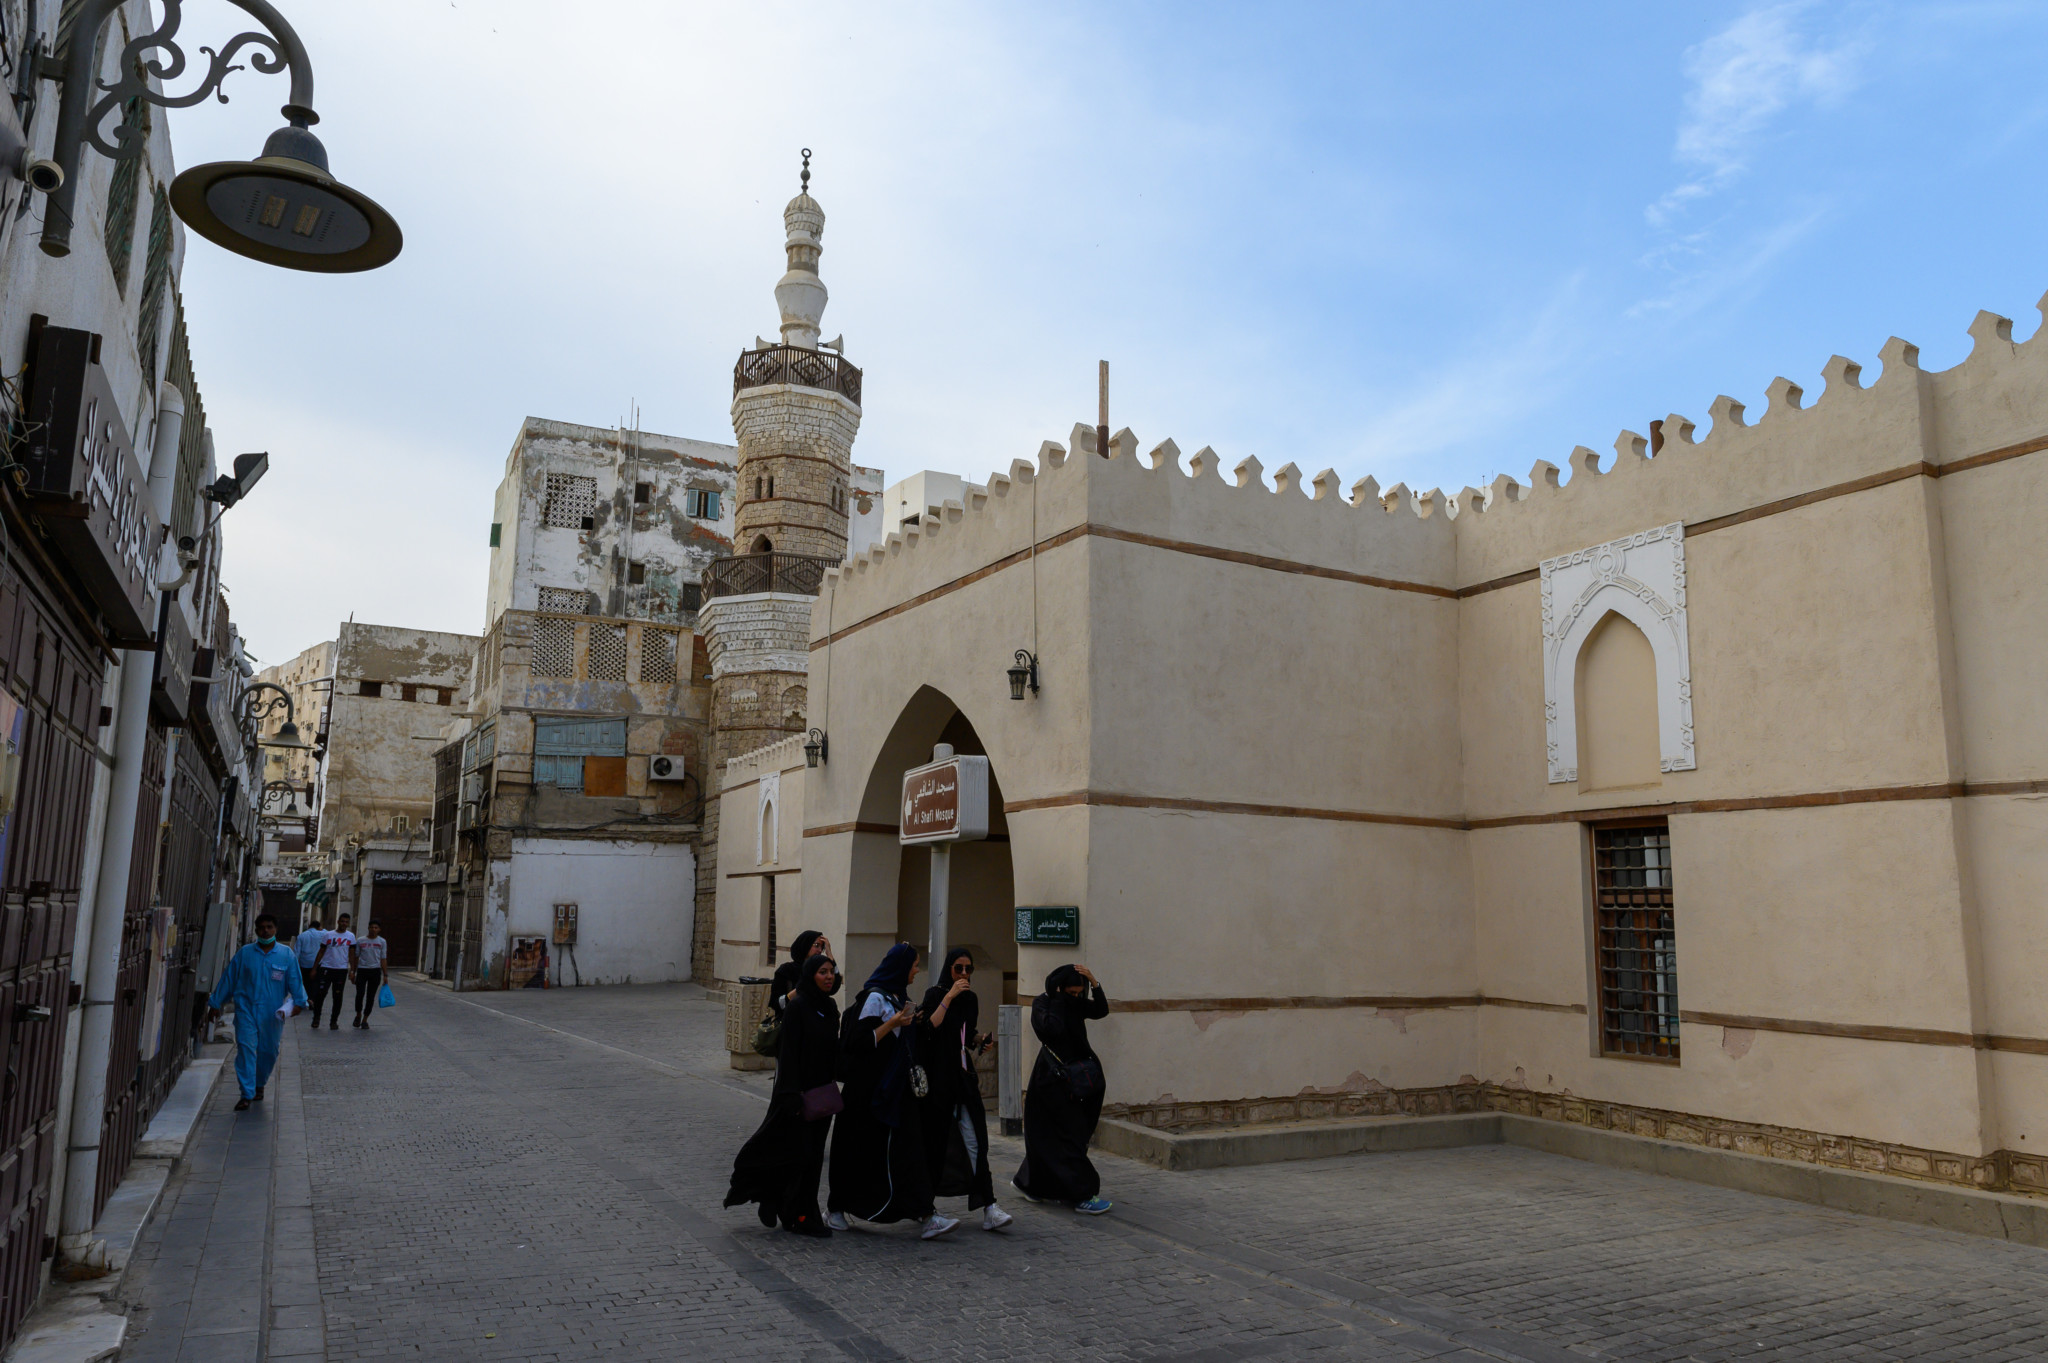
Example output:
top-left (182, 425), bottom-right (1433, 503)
top-left (845, 688), bottom-right (1018, 1007)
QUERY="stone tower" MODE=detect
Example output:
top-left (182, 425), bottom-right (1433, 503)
top-left (693, 153), bottom-right (864, 981)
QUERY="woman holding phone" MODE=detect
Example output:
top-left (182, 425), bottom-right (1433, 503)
top-left (919, 948), bottom-right (1010, 1231)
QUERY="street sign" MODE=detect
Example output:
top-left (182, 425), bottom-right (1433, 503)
top-left (1014, 905), bottom-right (1079, 946)
top-left (900, 754), bottom-right (990, 845)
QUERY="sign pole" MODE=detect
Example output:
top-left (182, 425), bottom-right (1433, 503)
top-left (927, 744), bottom-right (953, 967)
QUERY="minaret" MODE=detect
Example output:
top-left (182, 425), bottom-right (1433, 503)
top-left (694, 151), bottom-right (864, 982)
top-left (729, 150), bottom-right (861, 562)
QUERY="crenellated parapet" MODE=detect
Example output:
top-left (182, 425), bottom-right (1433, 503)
top-left (816, 290), bottom-right (2048, 636)
top-left (1452, 292), bottom-right (2048, 586)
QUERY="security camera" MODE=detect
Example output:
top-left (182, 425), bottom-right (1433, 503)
top-left (21, 158), bottom-right (61, 194)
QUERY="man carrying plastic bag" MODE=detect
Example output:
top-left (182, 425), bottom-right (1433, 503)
top-left (206, 913), bottom-right (309, 1111)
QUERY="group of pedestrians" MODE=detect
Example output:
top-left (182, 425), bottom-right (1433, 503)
top-left (294, 913), bottom-right (391, 1030)
top-left (726, 933), bottom-right (1111, 1240)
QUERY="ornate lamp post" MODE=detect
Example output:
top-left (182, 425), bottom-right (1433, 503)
top-left (239, 680), bottom-right (308, 750)
top-left (40, 0), bottom-right (401, 272)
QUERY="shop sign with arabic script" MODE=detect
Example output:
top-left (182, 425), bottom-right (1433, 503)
top-left (900, 754), bottom-right (990, 846)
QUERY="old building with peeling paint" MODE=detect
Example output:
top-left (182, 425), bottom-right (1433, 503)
top-left (426, 420), bottom-right (741, 988)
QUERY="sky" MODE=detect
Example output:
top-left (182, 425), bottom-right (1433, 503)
top-left (159, 0), bottom-right (2048, 664)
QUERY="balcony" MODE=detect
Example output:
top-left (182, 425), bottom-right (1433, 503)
top-left (733, 344), bottom-right (862, 406)
top-left (703, 552), bottom-right (834, 601)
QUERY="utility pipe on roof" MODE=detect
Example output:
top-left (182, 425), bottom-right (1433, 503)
top-left (57, 384), bottom-right (183, 1263)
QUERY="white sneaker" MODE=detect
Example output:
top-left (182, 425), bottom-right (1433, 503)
top-left (823, 1210), bottom-right (848, 1231)
top-left (981, 1203), bottom-right (1013, 1232)
top-left (920, 1213), bottom-right (959, 1240)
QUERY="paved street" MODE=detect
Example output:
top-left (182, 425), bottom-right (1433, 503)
top-left (115, 981), bottom-right (2048, 1362)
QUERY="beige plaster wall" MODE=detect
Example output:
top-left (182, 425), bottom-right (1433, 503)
top-left (713, 736), bottom-right (806, 982)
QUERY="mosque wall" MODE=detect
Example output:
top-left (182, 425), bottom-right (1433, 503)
top-left (768, 292), bottom-right (2048, 1197)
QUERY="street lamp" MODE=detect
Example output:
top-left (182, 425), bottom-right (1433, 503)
top-left (40, 0), bottom-right (401, 273)
top-left (1007, 650), bottom-right (1039, 701)
top-left (803, 727), bottom-right (828, 768)
top-left (240, 681), bottom-right (308, 750)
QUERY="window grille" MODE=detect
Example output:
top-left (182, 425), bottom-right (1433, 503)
top-left (537, 586), bottom-right (586, 614)
top-left (763, 876), bottom-right (778, 969)
top-left (359, 681), bottom-right (382, 698)
top-left (640, 627), bottom-right (678, 684)
top-left (531, 617), bottom-right (575, 678)
top-left (543, 473), bottom-right (598, 529)
top-left (589, 626), bottom-right (626, 681)
top-left (1593, 822), bottom-right (1679, 1061)
top-left (681, 583), bottom-right (702, 613)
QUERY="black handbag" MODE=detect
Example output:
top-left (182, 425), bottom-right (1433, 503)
top-left (1043, 1048), bottom-right (1104, 1100)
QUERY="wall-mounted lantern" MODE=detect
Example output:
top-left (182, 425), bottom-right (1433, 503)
top-left (803, 727), bottom-right (829, 768)
top-left (1007, 650), bottom-right (1039, 701)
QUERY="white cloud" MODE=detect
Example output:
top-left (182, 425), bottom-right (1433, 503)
top-left (1648, 4), bottom-right (1862, 226)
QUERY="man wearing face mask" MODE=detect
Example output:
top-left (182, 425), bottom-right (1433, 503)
top-left (206, 915), bottom-right (309, 1111)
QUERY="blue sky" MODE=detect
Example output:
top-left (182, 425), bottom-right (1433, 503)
top-left (164, 1), bottom-right (2048, 661)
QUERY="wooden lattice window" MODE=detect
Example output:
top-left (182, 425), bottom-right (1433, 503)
top-left (639, 627), bottom-right (678, 685)
top-left (536, 586), bottom-right (585, 615)
top-left (531, 617), bottom-right (575, 678)
top-left (588, 626), bottom-right (626, 681)
top-left (1592, 822), bottom-right (1679, 1061)
top-left (543, 473), bottom-right (597, 529)
top-left (134, 188), bottom-right (172, 375)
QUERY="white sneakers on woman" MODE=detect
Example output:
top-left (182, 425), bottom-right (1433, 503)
top-left (981, 1203), bottom-right (1013, 1231)
top-left (824, 1210), bottom-right (848, 1231)
top-left (920, 1213), bottom-right (960, 1239)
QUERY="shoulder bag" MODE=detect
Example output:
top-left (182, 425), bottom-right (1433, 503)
top-left (1041, 1047), bottom-right (1105, 1101)
top-left (799, 1081), bottom-right (843, 1122)
top-left (752, 1012), bottom-right (781, 1057)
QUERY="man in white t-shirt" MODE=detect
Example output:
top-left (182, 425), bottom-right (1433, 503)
top-left (351, 922), bottom-right (389, 1029)
top-left (313, 913), bottom-right (357, 1031)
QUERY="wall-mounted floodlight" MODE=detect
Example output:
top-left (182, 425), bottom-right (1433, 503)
top-left (204, 453), bottom-right (271, 509)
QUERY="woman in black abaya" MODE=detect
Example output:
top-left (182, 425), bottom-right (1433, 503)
top-left (1013, 962), bottom-right (1112, 1213)
top-left (918, 948), bottom-right (1010, 1231)
top-left (826, 943), bottom-right (958, 1239)
top-left (768, 930), bottom-right (829, 1019)
top-left (724, 952), bottom-right (842, 1236)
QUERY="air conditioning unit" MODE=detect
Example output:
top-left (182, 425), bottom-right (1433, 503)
top-left (460, 771), bottom-right (485, 803)
top-left (455, 801), bottom-right (479, 831)
top-left (648, 755), bottom-right (687, 782)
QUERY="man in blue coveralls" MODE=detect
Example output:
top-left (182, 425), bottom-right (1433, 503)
top-left (207, 914), bottom-right (309, 1112)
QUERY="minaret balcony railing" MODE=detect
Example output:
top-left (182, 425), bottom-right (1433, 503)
top-left (703, 551), bottom-right (836, 601)
top-left (734, 345), bottom-right (863, 406)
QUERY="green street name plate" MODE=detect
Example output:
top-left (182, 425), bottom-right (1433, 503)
top-left (1015, 905), bottom-right (1079, 946)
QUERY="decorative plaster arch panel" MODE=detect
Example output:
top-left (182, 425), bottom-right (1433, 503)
top-left (1541, 523), bottom-right (1694, 784)
top-left (758, 769), bottom-right (780, 863)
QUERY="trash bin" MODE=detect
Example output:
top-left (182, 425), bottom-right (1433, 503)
top-left (724, 976), bottom-right (774, 1071)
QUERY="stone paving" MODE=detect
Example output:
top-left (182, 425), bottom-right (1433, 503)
top-left (117, 981), bottom-right (2048, 1361)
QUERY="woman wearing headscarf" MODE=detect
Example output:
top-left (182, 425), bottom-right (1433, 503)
top-left (1013, 963), bottom-right (1113, 1214)
top-left (918, 948), bottom-right (1011, 1231)
top-left (724, 952), bottom-right (843, 1236)
top-left (825, 943), bottom-right (959, 1240)
top-left (768, 931), bottom-right (830, 1019)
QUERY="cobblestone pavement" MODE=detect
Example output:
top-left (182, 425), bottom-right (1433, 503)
top-left (120, 980), bottom-right (2048, 1361)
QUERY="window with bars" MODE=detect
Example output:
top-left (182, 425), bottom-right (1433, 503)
top-left (531, 617), bottom-right (575, 678)
top-left (639, 627), bottom-right (678, 684)
top-left (543, 473), bottom-right (598, 530)
top-left (1592, 822), bottom-right (1680, 1061)
top-left (681, 583), bottom-right (702, 613)
top-left (537, 586), bottom-right (586, 614)
top-left (589, 626), bottom-right (626, 681)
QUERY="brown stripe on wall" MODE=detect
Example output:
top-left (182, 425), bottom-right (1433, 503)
top-left (1002, 780), bottom-right (2025, 831)
top-left (1109, 995), bottom-right (1482, 1014)
top-left (724, 868), bottom-right (796, 879)
top-left (1004, 789), bottom-right (1464, 830)
top-left (1484, 996), bottom-right (1588, 1015)
top-left (812, 524), bottom-right (1088, 649)
top-left (1684, 1010), bottom-right (2048, 1054)
top-left (802, 820), bottom-right (897, 838)
top-left (1086, 525), bottom-right (1456, 598)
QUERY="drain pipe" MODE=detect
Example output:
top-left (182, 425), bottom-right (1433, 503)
top-left (56, 384), bottom-right (182, 1266)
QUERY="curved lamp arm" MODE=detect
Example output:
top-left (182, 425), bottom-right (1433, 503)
top-left (41, 0), bottom-right (317, 258)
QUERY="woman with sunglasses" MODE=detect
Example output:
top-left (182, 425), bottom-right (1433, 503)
top-left (918, 948), bottom-right (1011, 1231)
